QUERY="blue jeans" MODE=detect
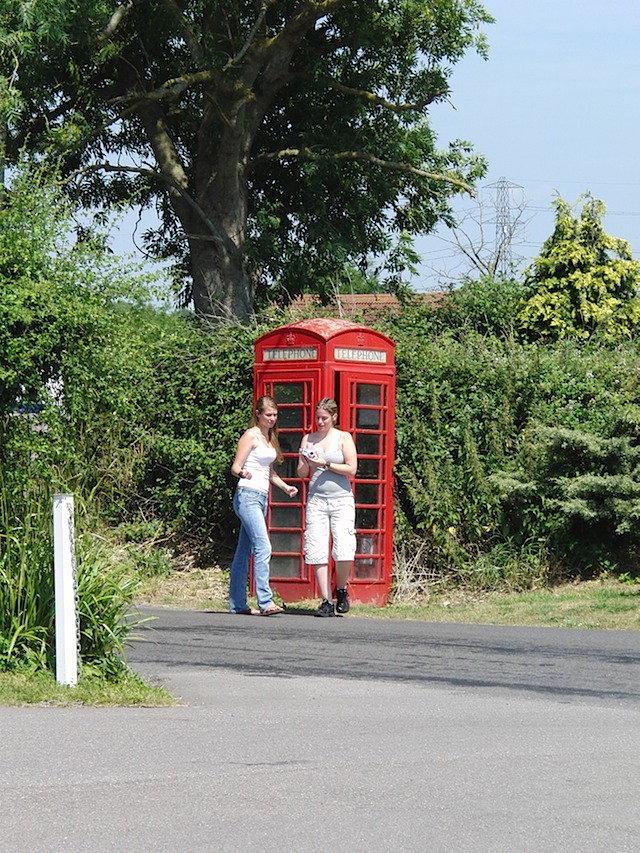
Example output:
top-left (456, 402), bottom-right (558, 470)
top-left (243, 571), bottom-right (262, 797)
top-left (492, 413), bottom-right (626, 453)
top-left (229, 488), bottom-right (274, 612)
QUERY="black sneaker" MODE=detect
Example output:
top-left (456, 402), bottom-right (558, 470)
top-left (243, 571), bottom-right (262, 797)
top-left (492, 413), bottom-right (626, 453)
top-left (335, 587), bottom-right (350, 614)
top-left (315, 599), bottom-right (335, 617)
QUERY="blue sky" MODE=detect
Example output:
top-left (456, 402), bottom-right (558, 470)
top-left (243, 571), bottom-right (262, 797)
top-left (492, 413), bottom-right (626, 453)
top-left (414, 0), bottom-right (640, 289)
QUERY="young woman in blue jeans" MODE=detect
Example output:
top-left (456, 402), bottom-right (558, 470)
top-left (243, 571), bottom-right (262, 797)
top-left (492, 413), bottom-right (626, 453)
top-left (229, 396), bottom-right (298, 615)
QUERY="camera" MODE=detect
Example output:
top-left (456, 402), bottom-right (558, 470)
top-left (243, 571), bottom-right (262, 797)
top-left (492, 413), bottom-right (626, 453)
top-left (301, 447), bottom-right (318, 460)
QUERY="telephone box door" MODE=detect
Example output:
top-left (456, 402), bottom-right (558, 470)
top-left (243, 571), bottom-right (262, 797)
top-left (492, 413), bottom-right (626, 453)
top-left (339, 373), bottom-right (395, 601)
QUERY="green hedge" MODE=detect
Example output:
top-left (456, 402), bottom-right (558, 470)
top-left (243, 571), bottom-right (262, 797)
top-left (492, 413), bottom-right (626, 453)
top-left (4, 185), bottom-right (640, 593)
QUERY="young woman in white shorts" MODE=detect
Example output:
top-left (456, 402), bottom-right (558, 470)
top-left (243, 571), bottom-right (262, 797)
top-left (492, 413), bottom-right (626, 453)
top-left (297, 398), bottom-right (357, 617)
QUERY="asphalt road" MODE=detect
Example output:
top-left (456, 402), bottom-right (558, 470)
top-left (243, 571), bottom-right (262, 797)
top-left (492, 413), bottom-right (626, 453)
top-left (2, 608), bottom-right (640, 853)
top-left (127, 606), bottom-right (640, 707)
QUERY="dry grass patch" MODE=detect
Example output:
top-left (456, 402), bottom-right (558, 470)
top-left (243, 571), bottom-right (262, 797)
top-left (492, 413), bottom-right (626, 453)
top-left (135, 562), bottom-right (229, 610)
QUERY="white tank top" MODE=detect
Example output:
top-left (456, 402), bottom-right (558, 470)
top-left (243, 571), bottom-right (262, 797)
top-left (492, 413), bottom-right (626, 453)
top-left (237, 440), bottom-right (276, 494)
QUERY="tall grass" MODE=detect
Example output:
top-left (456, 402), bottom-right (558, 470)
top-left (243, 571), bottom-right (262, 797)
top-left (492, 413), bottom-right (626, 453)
top-left (0, 471), bottom-right (54, 670)
top-left (0, 463), bottom-right (142, 678)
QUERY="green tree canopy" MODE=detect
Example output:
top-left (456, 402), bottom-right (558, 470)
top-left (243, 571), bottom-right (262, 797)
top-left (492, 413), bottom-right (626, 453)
top-left (0, 163), bottom-right (155, 416)
top-left (2, 0), bottom-right (491, 322)
top-left (520, 194), bottom-right (640, 341)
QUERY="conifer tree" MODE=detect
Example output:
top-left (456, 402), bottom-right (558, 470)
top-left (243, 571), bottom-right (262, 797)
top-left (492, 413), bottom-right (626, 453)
top-left (520, 195), bottom-right (640, 341)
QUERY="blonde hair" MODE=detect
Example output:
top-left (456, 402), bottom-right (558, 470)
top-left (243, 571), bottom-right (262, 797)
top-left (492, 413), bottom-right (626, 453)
top-left (316, 397), bottom-right (339, 422)
top-left (250, 395), bottom-right (283, 463)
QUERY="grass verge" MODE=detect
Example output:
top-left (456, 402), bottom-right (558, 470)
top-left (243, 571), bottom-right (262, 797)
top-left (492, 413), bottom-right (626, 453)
top-left (136, 565), bottom-right (640, 631)
top-left (0, 666), bottom-right (177, 707)
top-left (361, 581), bottom-right (640, 630)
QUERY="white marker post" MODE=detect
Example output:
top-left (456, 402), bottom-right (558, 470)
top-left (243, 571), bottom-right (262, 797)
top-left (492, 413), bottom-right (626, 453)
top-left (53, 494), bottom-right (79, 687)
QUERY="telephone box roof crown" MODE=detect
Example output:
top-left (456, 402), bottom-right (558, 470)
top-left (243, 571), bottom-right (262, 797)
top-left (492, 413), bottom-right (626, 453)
top-left (257, 318), bottom-right (395, 347)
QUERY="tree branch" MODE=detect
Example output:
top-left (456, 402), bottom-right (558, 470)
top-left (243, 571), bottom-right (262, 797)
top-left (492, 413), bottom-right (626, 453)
top-left (108, 69), bottom-right (219, 110)
top-left (61, 162), bottom-right (230, 248)
top-left (260, 0), bottom-right (349, 65)
top-left (251, 147), bottom-right (475, 194)
top-left (224, 1), bottom-right (277, 70)
top-left (314, 75), bottom-right (447, 112)
top-left (99, 2), bottom-right (134, 42)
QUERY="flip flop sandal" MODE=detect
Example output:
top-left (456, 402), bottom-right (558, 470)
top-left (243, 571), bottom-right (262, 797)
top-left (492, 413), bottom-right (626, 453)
top-left (260, 605), bottom-right (284, 616)
top-left (236, 608), bottom-right (260, 615)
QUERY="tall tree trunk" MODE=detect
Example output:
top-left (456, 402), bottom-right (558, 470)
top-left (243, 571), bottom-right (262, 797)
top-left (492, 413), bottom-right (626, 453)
top-left (189, 233), bottom-right (254, 322)
top-left (189, 120), bottom-right (256, 321)
top-left (140, 99), bottom-right (257, 321)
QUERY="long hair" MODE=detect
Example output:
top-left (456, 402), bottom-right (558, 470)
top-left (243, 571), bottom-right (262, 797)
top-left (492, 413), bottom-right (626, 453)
top-left (250, 395), bottom-right (283, 463)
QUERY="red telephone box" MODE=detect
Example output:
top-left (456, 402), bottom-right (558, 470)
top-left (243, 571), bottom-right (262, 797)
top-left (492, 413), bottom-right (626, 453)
top-left (254, 318), bottom-right (395, 606)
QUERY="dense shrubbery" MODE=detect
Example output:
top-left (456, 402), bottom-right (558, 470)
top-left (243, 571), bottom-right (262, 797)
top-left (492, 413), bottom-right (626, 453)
top-left (372, 280), bottom-right (640, 587)
top-left (4, 169), bottom-right (640, 676)
top-left (0, 168), bottom-right (170, 674)
top-left (135, 315), bottom-right (256, 545)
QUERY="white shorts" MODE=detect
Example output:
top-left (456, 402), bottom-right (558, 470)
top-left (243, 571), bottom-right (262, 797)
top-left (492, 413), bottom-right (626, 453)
top-left (304, 494), bottom-right (356, 565)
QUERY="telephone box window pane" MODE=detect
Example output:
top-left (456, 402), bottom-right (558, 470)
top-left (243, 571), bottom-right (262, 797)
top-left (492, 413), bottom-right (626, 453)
top-left (357, 384), bottom-right (381, 406)
top-left (273, 383), bottom-right (304, 403)
top-left (273, 456), bottom-right (298, 478)
top-left (356, 408), bottom-right (380, 429)
top-left (357, 532), bottom-right (378, 556)
top-left (277, 407), bottom-right (303, 429)
top-left (357, 434), bottom-right (380, 455)
top-left (354, 558), bottom-right (380, 579)
top-left (279, 431), bottom-right (302, 453)
top-left (271, 531), bottom-right (302, 553)
top-left (270, 555), bottom-right (302, 578)
top-left (355, 483), bottom-right (380, 505)
top-left (355, 532), bottom-right (380, 579)
top-left (356, 508), bottom-right (379, 529)
top-left (358, 458), bottom-right (380, 479)
top-left (270, 505), bottom-right (302, 527)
